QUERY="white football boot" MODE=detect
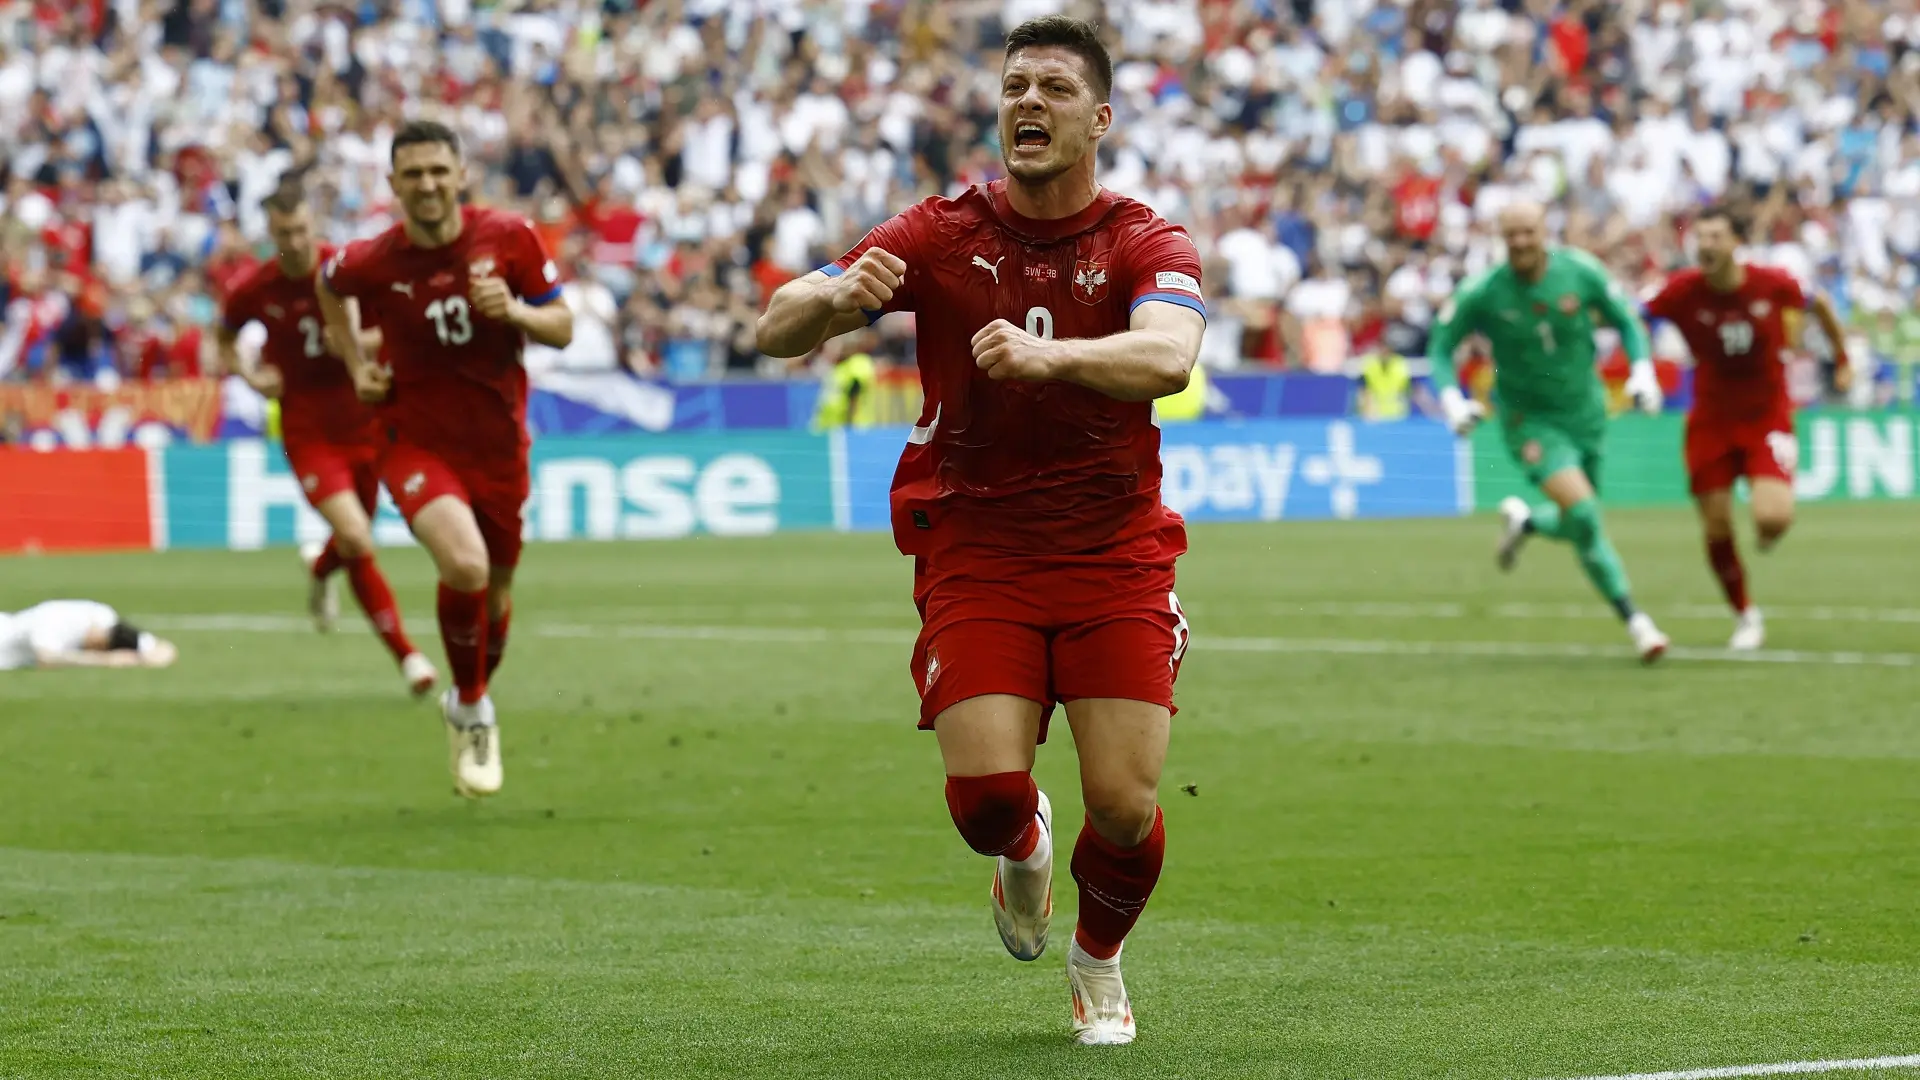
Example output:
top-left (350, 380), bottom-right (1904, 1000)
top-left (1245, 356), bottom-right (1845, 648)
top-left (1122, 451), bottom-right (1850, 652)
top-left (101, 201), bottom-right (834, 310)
top-left (1068, 939), bottom-right (1136, 1046)
top-left (299, 541), bottom-right (339, 632)
top-left (441, 688), bottom-right (503, 798)
top-left (991, 789), bottom-right (1054, 961)
top-left (1628, 612), bottom-right (1669, 664)
top-left (1729, 607), bottom-right (1765, 651)
top-left (1496, 496), bottom-right (1531, 572)
top-left (401, 652), bottom-right (440, 698)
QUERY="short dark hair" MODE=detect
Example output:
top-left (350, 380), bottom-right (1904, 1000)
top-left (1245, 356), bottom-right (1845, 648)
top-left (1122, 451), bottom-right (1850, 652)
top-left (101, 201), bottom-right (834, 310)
top-left (1004, 16), bottom-right (1112, 103)
top-left (106, 622), bottom-right (144, 652)
top-left (391, 119), bottom-right (462, 164)
top-left (261, 181), bottom-right (306, 215)
top-left (1695, 202), bottom-right (1747, 240)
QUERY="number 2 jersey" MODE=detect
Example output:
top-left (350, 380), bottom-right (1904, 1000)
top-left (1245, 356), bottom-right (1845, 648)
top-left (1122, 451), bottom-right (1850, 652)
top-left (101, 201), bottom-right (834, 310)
top-left (222, 246), bottom-right (378, 448)
top-left (831, 180), bottom-right (1207, 560)
top-left (324, 205), bottom-right (560, 470)
top-left (1644, 264), bottom-right (1806, 429)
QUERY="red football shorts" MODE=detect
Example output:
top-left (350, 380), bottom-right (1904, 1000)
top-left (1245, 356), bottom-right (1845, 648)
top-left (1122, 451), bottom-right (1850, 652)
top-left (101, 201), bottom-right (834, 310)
top-left (381, 443), bottom-right (530, 568)
top-left (284, 440), bottom-right (381, 513)
top-left (910, 554), bottom-right (1190, 741)
top-left (1685, 416), bottom-right (1796, 496)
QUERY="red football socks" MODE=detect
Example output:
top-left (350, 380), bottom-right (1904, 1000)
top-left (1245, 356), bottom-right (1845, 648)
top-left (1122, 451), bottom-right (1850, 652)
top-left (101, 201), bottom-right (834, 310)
top-left (436, 584), bottom-right (491, 704)
top-left (341, 555), bottom-right (415, 662)
top-left (486, 601), bottom-right (511, 679)
top-left (1707, 536), bottom-right (1749, 613)
top-left (310, 537), bottom-right (344, 579)
top-left (944, 771), bottom-right (1042, 859)
top-left (1071, 807), bottom-right (1166, 961)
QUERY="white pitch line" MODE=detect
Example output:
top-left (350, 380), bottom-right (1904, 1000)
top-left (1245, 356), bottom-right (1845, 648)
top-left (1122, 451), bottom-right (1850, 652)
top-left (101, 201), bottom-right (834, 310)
top-left (138, 616), bottom-right (1920, 668)
top-left (1269, 602), bottom-right (1920, 624)
top-left (1548, 1052), bottom-right (1920, 1080)
top-left (1203, 635), bottom-right (1920, 668)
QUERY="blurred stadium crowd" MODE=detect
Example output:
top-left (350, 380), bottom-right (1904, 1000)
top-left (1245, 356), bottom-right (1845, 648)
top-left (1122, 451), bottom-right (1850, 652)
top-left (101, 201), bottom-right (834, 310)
top-left (1, 0), bottom-right (1917, 402)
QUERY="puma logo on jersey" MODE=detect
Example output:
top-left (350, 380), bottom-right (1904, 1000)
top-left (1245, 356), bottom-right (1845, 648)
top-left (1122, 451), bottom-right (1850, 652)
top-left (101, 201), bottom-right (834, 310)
top-left (391, 282), bottom-right (415, 298)
top-left (972, 255), bottom-right (1003, 284)
top-left (403, 472), bottom-right (426, 497)
top-left (265, 304), bottom-right (284, 319)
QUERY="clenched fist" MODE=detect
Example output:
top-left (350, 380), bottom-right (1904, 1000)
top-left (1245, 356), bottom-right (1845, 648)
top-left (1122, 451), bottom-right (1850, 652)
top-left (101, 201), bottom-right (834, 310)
top-left (470, 275), bottom-right (518, 323)
top-left (972, 319), bottom-right (1056, 382)
top-left (354, 362), bottom-right (393, 404)
top-left (830, 248), bottom-right (907, 315)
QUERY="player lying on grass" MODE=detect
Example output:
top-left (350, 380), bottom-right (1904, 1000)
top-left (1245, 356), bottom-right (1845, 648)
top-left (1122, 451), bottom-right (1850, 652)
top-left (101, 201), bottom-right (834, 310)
top-left (0, 601), bottom-right (177, 670)
top-left (758, 14), bottom-right (1206, 1047)
top-left (1429, 201), bottom-right (1670, 663)
top-left (1643, 204), bottom-right (1852, 651)
top-left (218, 183), bottom-right (438, 697)
top-left (320, 120), bottom-right (572, 799)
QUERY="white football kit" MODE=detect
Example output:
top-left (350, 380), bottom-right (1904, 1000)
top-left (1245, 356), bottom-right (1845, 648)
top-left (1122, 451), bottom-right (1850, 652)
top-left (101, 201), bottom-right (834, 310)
top-left (0, 601), bottom-right (120, 670)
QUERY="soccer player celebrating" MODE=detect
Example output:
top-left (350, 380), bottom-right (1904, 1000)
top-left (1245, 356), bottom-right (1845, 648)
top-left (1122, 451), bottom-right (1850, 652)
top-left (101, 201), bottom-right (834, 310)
top-left (1430, 202), bottom-right (1671, 662)
top-left (319, 121), bottom-right (572, 798)
top-left (219, 185), bottom-right (437, 697)
top-left (757, 16), bottom-right (1206, 1046)
top-left (1644, 205), bottom-right (1851, 650)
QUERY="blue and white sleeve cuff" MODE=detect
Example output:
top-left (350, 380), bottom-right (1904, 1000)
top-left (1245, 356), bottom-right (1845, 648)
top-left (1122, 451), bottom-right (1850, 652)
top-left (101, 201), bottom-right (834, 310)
top-left (1130, 292), bottom-right (1208, 319)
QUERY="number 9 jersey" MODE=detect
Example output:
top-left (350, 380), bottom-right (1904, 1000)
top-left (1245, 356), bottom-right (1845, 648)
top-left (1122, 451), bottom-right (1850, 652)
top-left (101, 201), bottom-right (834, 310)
top-left (828, 180), bottom-right (1207, 561)
top-left (324, 205), bottom-right (561, 470)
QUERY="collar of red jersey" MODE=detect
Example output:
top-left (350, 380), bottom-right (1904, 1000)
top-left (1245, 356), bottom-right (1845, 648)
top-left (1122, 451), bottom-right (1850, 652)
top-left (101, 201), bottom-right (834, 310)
top-left (983, 180), bottom-right (1121, 243)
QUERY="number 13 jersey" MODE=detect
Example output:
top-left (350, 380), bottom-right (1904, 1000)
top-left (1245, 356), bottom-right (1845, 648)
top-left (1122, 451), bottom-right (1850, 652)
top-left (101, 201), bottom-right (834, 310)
top-left (325, 205), bottom-right (561, 467)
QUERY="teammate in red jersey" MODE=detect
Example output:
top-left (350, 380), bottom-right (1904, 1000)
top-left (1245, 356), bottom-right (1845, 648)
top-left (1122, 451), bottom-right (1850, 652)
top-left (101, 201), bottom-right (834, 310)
top-left (318, 121), bottom-right (573, 798)
top-left (217, 185), bottom-right (437, 697)
top-left (758, 16), bottom-right (1206, 1046)
top-left (1644, 204), bottom-right (1852, 650)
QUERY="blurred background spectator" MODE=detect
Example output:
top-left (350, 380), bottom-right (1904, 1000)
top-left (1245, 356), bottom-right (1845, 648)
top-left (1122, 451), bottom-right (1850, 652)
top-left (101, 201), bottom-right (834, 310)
top-left (0, 0), bottom-right (1916, 406)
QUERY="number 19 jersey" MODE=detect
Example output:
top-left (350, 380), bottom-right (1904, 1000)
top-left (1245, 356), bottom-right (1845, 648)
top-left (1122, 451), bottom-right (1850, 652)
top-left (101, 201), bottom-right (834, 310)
top-left (1644, 264), bottom-right (1806, 428)
top-left (324, 205), bottom-right (560, 467)
top-left (831, 180), bottom-right (1206, 559)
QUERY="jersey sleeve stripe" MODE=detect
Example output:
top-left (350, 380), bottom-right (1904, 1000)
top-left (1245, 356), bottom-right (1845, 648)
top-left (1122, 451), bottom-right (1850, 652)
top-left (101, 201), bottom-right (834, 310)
top-left (524, 286), bottom-right (563, 306)
top-left (1130, 292), bottom-right (1208, 319)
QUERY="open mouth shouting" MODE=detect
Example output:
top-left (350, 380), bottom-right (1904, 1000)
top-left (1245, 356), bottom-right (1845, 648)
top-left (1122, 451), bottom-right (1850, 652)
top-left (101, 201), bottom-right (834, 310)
top-left (1013, 121), bottom-right (1052, 152)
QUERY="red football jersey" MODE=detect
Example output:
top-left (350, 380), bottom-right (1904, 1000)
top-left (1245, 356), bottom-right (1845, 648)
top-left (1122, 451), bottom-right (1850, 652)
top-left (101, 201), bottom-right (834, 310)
top-left (832, 180), bottom-right (1206, 558)
top-left (1645, 264), bottom-right (1807, 425)
top-left (222, 247), bottom-right (378, 447)
top-left (324, 205), bottom-right (560, 466)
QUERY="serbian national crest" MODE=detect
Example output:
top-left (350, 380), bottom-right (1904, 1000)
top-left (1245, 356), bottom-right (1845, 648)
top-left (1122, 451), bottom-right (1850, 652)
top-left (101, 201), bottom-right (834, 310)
top-left (1073, 260), bottom-right (1109, 305)
top-left (469, 255), bottom-right (497, 278)
top-left (1557, 294), bottom-right (1580, 315)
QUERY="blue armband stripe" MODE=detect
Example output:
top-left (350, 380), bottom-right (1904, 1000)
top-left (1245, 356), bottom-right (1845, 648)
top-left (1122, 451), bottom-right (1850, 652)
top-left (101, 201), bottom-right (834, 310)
top-left (1131, 292), bottom-right (1208, 319)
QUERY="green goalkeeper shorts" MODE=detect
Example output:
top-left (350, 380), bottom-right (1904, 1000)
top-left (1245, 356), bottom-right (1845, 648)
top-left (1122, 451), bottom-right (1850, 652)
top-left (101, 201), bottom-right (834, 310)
top-left (1501, 414), bottom-right (1605, 491)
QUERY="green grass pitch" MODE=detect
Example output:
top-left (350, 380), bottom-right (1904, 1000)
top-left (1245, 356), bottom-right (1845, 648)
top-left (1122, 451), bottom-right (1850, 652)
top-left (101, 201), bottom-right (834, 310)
top-left (3, 504), bottom-right (1918, 1079)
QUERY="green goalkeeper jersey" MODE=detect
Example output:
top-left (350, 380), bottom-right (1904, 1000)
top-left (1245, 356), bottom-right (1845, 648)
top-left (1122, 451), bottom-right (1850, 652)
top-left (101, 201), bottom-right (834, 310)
top-left (1428, 248), bottom-right (1651, 426)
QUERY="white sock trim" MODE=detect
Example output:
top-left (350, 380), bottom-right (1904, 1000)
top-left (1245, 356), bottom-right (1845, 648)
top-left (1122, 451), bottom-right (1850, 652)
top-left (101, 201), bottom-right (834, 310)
top-left (1008, 819), bottom-right (1051, 871)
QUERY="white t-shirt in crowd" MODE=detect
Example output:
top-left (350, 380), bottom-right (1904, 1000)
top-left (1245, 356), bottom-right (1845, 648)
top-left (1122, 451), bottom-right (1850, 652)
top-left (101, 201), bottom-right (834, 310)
top-left (1216, 226), bottom-right (1302, 300)
top-left (0, 601), bottom-right (118, 671)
